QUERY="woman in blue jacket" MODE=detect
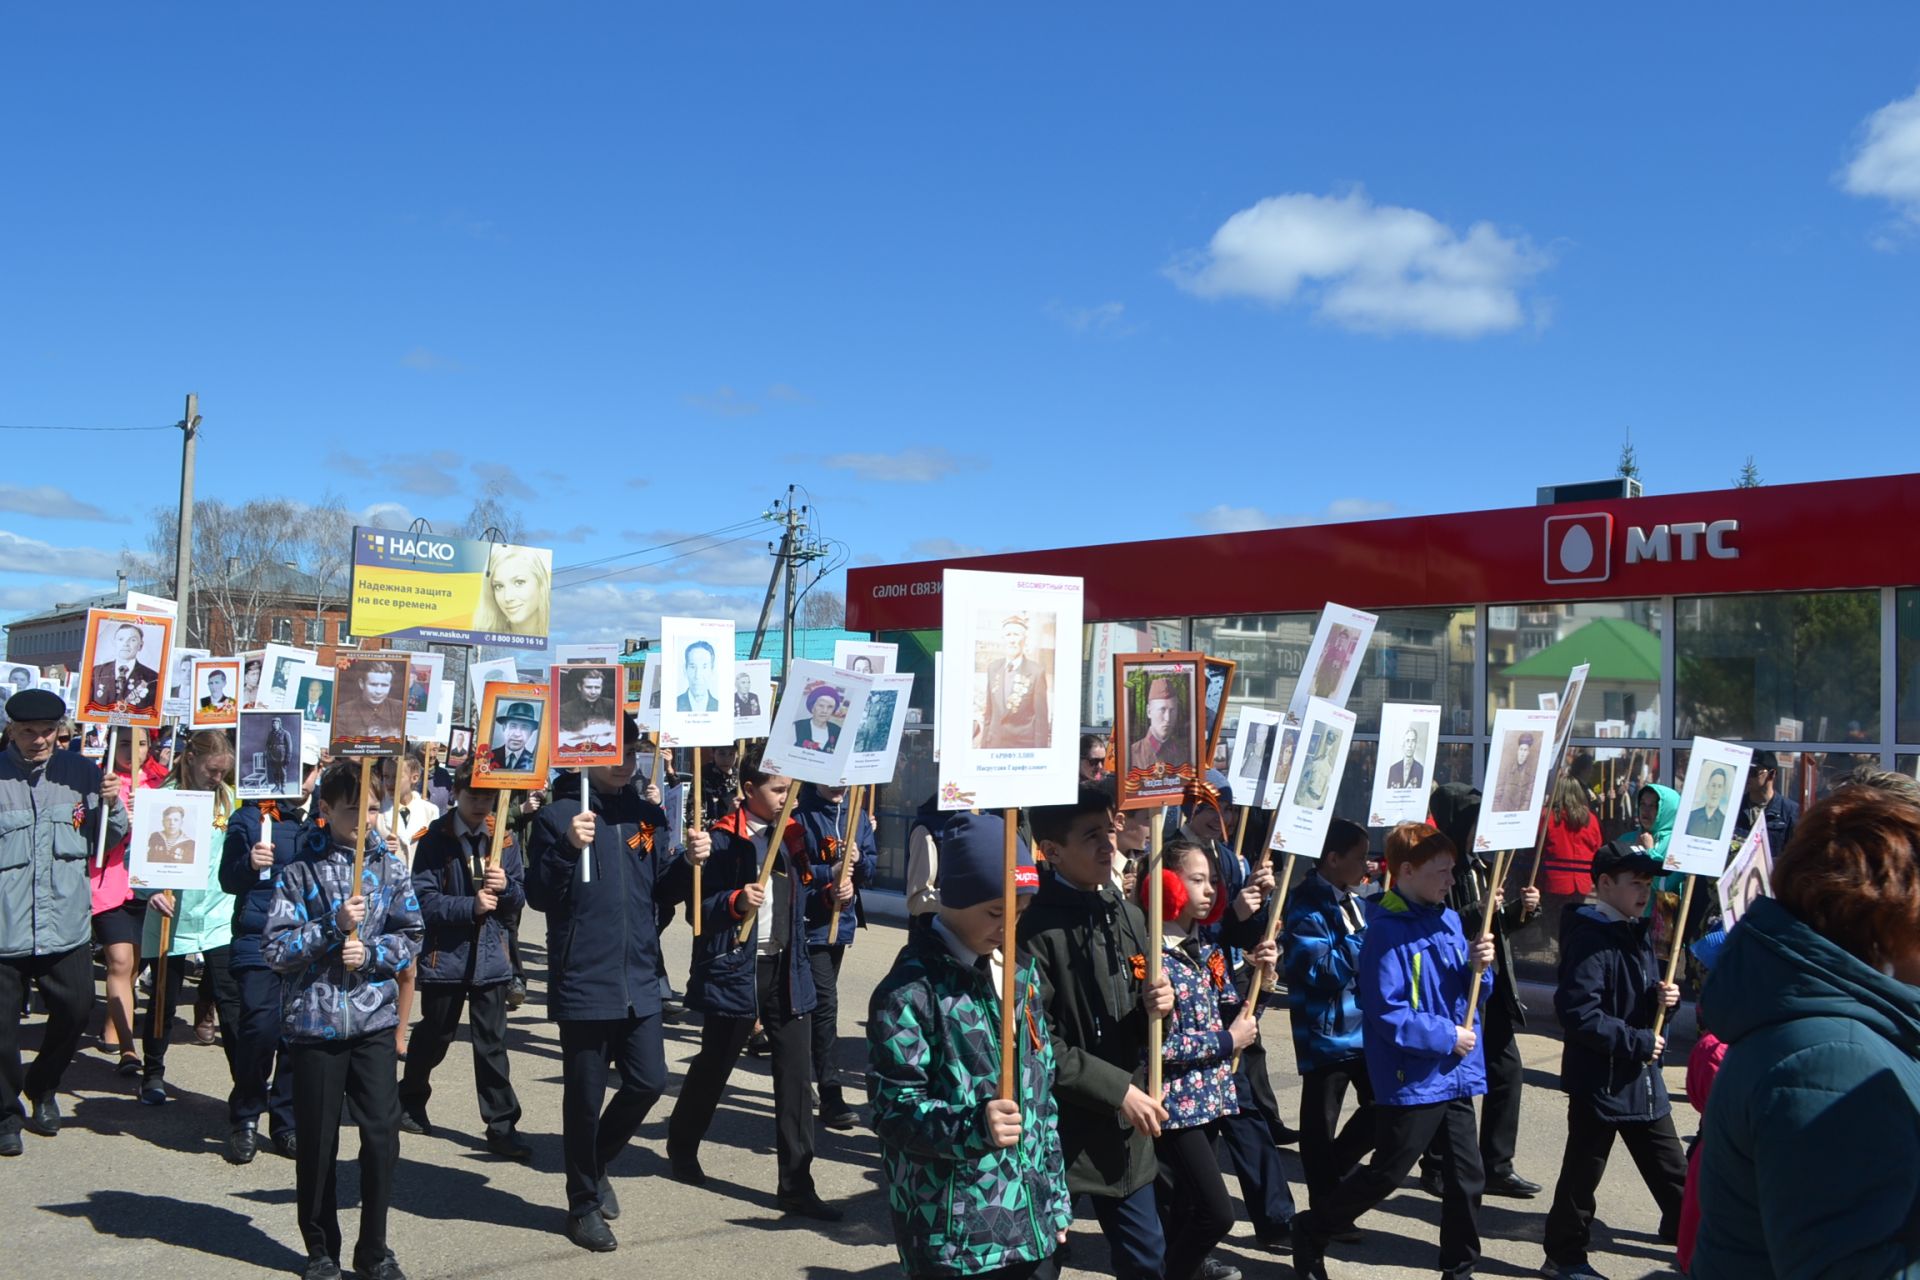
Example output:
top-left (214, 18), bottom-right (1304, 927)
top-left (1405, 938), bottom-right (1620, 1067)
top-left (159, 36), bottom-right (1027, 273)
top-left (1293, 825), bottom-right (1494, 1280)
top-left (1692, 780), bottom-right (1920, 1280)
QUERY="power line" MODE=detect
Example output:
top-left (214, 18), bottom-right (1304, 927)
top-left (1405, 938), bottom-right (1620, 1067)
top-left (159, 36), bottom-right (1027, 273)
top-left (555, 529), bottom-right (766, 590)
top-left (0, 421), bottom-right (179, 433)
top-left (552, 517), bottom-right (768, 576)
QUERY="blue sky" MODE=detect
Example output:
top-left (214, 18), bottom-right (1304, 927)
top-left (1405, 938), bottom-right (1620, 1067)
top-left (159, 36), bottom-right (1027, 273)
top-left (3, 6), bottom-right (1918, 645)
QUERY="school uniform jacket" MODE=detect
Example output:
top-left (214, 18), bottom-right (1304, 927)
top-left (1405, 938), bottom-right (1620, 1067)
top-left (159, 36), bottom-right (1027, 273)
top-left (524, 783), bottom-right (686, 1022)
top-left (798, 787), bottom-right (876, 949)
top-left (687, 809), bottom-right (816, 1022)
top-left (411, 810), bottom-right (527, 988)
top-left (221, 802), bottom-right (307, 972)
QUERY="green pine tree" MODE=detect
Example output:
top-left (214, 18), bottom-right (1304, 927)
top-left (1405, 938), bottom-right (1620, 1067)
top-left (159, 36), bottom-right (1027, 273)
top-left (1734, 456), bottom-right (1763, 488)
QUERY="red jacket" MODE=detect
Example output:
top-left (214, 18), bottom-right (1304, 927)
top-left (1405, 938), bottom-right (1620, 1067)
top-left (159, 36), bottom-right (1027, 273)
top-left (1540, 812), bottom-right (1602, 898)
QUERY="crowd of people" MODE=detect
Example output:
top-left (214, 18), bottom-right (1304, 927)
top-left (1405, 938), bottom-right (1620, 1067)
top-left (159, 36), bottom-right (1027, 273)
top-left (2, 688), bottom-right (1916, 1280)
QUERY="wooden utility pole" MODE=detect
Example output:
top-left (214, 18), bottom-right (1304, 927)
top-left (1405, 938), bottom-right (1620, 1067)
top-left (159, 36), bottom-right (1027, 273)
top-left (174, 394), bottom-right (201, 643)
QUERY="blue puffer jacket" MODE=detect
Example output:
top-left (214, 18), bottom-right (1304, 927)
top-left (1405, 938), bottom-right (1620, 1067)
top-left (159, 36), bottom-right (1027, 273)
top-left (220, 802), bottom-right (310, 972)
top-left (688, 808), bottom-right (816, 1021)
top-left (1283, 872), bottom-right (1367, 1074)
top-left (411, 810), bottom-right (526, 987)
top-left (1357, 889), bottom-right (1491, 1106)
top-left (798, 786), bottom-right (876, 949)
top-left (1692, 896), bottom-right (1920, 1280)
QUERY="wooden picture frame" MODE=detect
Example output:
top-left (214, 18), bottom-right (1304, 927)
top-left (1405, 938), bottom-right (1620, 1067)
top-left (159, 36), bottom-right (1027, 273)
top-left (75, 608), bottom-right (174, 729)
top-left (1201, 656), bottom-right (1236, 768)
top-left (1112, 650), bottom-right (1203, 810)
top-left (551, 663), bottom-right (624, 769)
top-left (330, 653), bottom-right (409, 758)
top-left (473, 681), bottom-right (553, 789)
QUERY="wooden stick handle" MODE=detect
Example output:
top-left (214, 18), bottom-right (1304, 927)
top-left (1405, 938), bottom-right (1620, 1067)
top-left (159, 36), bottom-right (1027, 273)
top-left (691, 751), bottom-right (704, 937)
top-left (1650, 874), bottom-right (1696, 1040)
top-left (649, 737), bottom-right (665, 795)
top-left (94, 727), bottom-right (118, 869)
top-left (826, 785), bottom-right (862, 943)
top-left (349, 758), bottom-right (372, 940)
top-left (997, 805), bottom-right (1020, 1102)
top-left (487, 789), bottom-right (511, 869)
top-left (1146, 817), bottom-right (1165, 1100)
top-left (1230, 804), bottom-right (1250, 863)
top-left (736, 783), bottom-right (802, 945)
top-left (1234, 848), bottom-right (1298, 1071)
top-left (1461, 847), bottom-right (1512, 1029)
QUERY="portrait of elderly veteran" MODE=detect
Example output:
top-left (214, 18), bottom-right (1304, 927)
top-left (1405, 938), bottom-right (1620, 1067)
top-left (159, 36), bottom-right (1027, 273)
top-left (90, 622), bottom-right (160, 712)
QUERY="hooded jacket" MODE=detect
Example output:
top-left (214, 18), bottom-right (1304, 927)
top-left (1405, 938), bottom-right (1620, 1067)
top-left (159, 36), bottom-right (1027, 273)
top-left (1429, 782), bottom-right (1530, 1024)
top-left (1553, 903), bottom-right (1670, 1122)
top-left (260, 822), bottom-right (423, 1042)
top-left (867, 923), bottom-right (1072, 1278)
top-left (524, 782), bottom-right (686, 1022)
top-left (687, 807), bottom-right (817, 1021)
top-left (1691, 896), bottom-right (1920, 1280)
top-left (1015, 866), bottom-right (1157, 1199)
top-left (1357, 888), bottom-right (1492, 1107)
top-left (1283, 870), bottom-right (1367, 1074)
top-left (797, 785), bottom-right (876, 949)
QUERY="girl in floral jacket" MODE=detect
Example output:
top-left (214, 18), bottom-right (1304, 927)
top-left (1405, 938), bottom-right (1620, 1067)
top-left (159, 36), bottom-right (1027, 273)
top-left (1150, 838), bottom-right (1274, 1280)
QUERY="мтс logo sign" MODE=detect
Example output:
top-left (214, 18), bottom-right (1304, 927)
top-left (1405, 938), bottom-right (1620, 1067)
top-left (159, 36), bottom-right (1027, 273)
top-left (1544, 513), bottom-right (1613, 584)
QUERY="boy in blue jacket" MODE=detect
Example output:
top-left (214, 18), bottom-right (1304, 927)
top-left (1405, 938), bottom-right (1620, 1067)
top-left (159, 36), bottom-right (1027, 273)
top-left (1540, 838), bottom-right (1684, 1280)
top-left (797, 782), bottom-right (874, 1131)
top-left (398, 765), bottom-right (530, 1160)
top-left (1283, 817), bottom-right (1377, 1214)
top-left (1292, 825), bottom-right (1494, 1280)
top-left (261, 762), bottom-right (423, 1280)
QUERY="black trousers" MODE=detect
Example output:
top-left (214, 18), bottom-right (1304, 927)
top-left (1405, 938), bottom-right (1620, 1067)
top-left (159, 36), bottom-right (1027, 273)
top-left (807, 945), bottom-right (846, 1097)
top-left (1156, 1123), bottom-right (1235, 1280)
top-left (143, 945), bottom-right (242, 1095)
top-left (1306, 1096), bottom-right (1485, 1278)
top-left (0, 945), bottom-right (92, 1136)
top-left (1215, 1043), bottom-right (1297, 1237)
top-left (399, 982), bottom-right (520, 1136)
top-left (667, 954), bottom-right (815, 1198)
top-left (1300, 1056), bottom-right (1377, 1211)
top-left (1543, 1098), bottom-right (1688, 1266)
top-left (233, 965), bottom-right (295, 1135)
top-left (1421, 992), bottom-right (1523, 1179)
top-left (555, 1012), bottom-right (666, 1218)
top-left (290, 1033), bottom-right (401, 1268)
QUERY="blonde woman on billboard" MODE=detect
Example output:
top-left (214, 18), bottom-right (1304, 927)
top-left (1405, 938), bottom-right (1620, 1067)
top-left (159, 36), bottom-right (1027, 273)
top-left (474, 545), bottom-right (551, 638)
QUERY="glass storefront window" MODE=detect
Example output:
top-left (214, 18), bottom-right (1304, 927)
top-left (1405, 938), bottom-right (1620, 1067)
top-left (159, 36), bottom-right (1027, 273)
top-left (1349, 608), bottom-right (1476, 736)
top-left (1675, 591), bottom-right (1879, 742)
top-left (1488, 600), bottom-right (1663, 739)
top-left (1897, 590), bottom-right (1920, 743)
top-left (1083, 620), bottom-right (1183, 726)
top-left (1673, 746), bottom-right (1877, 811)
top-left (1190, 614), bottom-right (1316, 734)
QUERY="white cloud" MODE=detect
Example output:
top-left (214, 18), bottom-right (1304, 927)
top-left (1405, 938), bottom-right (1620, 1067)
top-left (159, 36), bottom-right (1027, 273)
top-left (0, 579), bottom-right (111, 618)
top-left (0, 484), bottom-right (125, 523)
top-left (1169, 189), bottom-right (1549, 337)
top-left (0, 530), bottom-right (124, 578)
top-left (1047, 300), bottom-right (1138, 337)
top-left (401, 346), bottom-right (463, 373)
top-left (907, 537), bottom-right (986, 559)
top-left (548, 581), bottom-right (766, 646)
top-left (685, 383), bottom-right (812, 418)
top-left (1841, 84), bottom-right (1920, 234)
top-left (359, 501), bottom-right (415, 530)
top-left (1191, 498), bottom-right (1397, 534)
top-left (819, 448), bottom-right (982, 484)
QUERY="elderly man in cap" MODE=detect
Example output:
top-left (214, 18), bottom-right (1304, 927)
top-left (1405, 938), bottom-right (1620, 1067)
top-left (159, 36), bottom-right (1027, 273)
top-left (489, 702), bottom-right (540, 772)
top-left (978, 613), bottom-right (1052, 750)
top-left (0, 689), bottom-right (128, 1156)
top-left (1128, 677), bottom-right (1192, 771)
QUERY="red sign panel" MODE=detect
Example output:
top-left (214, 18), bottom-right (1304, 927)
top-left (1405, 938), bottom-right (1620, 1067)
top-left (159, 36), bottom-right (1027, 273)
top-left (848, 473), bottom-right (1920, 631)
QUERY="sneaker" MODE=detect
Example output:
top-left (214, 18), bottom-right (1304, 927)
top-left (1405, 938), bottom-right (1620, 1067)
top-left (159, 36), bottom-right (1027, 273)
top-left (566, 1210), bottom-right (617, 1253)
top-left (1542, 1262), bottom-right (1606, 1280)
top-left (1197, 1259), bottom-right (1242, 1280)
top-left (504, 978), bottom-right (527, 1011)
top-left (300, 1257), bottom-right (340, 1280)
top-left (139, 1073), bottom-right (168, 1107)
top-left (596, 1175), bottom-right (620, 1221)
top-left (397, 1110), bottom-right (430, 1136)
top-left (776, 1191), bottom-right (845, 1222)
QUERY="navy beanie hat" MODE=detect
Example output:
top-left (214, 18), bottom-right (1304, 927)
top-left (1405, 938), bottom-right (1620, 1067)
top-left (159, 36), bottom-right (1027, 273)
top-left (938, 812), bottom-right (1039, 910)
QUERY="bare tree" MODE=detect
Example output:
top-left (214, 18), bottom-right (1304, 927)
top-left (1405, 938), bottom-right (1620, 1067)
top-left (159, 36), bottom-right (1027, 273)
top-left (125, 499), bottom-right (304, 649)
top-left (298, 494), bottom-right (356, 635)
top-left (799, 588), bottom-right (845, 630)
top-left (457, 479), bottom-right (526, 544)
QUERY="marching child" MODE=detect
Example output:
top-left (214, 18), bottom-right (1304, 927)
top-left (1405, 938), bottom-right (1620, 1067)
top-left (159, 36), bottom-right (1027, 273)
top-left (1150, 837), bottom-right (1273, 1280)
top-left (1540, 837), bottom-right (1687, 1280)
top-left (868, 812), bottom-right (1072, 1279)
top-left (1023, 786), bottom-right (1174, 1280)
top-left (261, 761), bottom-right (423, 1280)
top-left (798, 782), bottom-right (875, 1130)
top-left (1291, 825), bottom-right (1494, 1280)
top-left (398, 765), bottom-right (530, 1160)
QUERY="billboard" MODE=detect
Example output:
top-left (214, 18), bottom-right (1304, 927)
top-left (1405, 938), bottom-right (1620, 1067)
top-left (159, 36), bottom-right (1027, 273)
top-left (347, 527), bottom-right (552, 650)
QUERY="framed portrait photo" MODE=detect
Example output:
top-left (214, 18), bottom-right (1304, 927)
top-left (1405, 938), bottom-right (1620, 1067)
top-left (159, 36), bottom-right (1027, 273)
top-left (1270, 697), bottom-right (1359, 857)
top-left (1478, 708), bottom-right (1560, 851)
top-left (732, 657), bottom-right (773, 741)
top-left (236, 710), bottom-right (306, 800)
top-left (1112, 651), bottom-right (1203, 811)
top-left (635, 655), bottom-right (663, 734)
top-left (1718, 821), bottom-right (1773, 927)
top-left (1289, 603), bottom-right (1379, 723)
top-left (1201, 656), bottom-right (1236, 768)
top-left (473, 681), bottom-right (552, 789)
top-left (76, 608), bottom-right (174, 729)
top-left (331, 653), bottom-right (409, 758)
top-left (833, 639), bottom-right (898, 676)
top-left (1664, 738), bottom-right (1754, 878)
top-left (163, 648), bottom-right (208, 719)
top-left (402, 651), bottom-right (445, 741)
top-left (660, 616), bottom-right (736, 748)
top-left (759, 660), bottom-right (861, 786)
top-left (188, 658), bottom-right (241, 729)
top-left (261, 643), bottom-right (318, 712)
top-left (846, 671), bottom-right (915, 785)
top-left (128, 789), bottom-right (217, 892)
top-left (551, 662), bottom-right (624, 768)
top-left (936, 568), bottom-right (1085, 811)
top-left (293, 664), bottom-right (335, 732)
top-left (1368, 702), bottom-right (1442, 827)
top-left (1227, 707), bottom-right (1286, 811)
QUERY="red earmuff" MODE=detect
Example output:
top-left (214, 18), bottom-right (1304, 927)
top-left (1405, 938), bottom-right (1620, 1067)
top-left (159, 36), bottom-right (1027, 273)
top-left (1159, 867), bottom-right (1189, 921)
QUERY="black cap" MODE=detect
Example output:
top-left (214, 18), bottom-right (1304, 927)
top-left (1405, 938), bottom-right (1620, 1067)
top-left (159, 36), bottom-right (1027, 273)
top-left (1591, 835), bottom-right (1661, 881)
top-left (1750, 749), bottom-right (1779, 772)
top-left (5, 689), bottom-right (66, 723)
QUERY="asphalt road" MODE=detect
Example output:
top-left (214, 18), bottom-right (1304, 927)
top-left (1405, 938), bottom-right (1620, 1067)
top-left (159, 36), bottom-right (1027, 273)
top-left (5, 911), bottom-right (1690, 1279)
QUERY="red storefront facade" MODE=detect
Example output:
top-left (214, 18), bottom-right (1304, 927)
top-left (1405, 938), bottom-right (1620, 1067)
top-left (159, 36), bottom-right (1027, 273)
top-left (849, 472), bottom-right (1920, 891)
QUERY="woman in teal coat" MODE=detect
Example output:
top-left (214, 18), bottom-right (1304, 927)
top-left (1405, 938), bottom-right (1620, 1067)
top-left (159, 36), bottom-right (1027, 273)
top-left (1690, 781), bottom-right (1920, 1279)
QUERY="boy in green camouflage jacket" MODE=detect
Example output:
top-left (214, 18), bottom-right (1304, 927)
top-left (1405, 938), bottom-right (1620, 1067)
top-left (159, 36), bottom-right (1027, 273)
top-left (867, 813), bottom-right (1071, 1279)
